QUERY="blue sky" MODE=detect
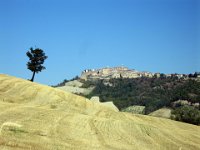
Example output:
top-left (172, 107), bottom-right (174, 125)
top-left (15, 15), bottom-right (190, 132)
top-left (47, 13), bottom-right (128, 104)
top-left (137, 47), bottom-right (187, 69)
top-left (0, 0), bottom-right (199, 85)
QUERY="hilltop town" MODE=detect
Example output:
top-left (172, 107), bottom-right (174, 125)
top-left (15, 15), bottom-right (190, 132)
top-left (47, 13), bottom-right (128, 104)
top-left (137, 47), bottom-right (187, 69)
top-left (80, 66), bottom-right (200, 80)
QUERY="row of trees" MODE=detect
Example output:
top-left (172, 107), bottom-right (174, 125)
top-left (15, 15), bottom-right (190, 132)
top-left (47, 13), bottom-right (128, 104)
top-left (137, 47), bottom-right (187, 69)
top-left (83, 77), bottom-right (200, 114)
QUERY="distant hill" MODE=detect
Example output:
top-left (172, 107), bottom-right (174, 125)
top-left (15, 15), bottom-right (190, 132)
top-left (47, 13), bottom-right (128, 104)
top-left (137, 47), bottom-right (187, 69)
top-left (54, 67), bottom-right (200, 125)
top-left (1, 74), bottom-right (200, 150)
top-left (56, 80), bottom-right (94, 95)
top-left (81, 76), bottom-right (200, 125)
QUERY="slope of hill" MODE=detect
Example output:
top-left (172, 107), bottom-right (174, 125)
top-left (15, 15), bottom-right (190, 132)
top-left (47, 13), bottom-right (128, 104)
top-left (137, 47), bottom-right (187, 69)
top-left (56, 80), bottom-right (94, 95)
top-left (83, 77), bottom-right (200, 124)
top-left (148, 108), bottom-right (171, 119)
top-left (0, 74), bottom-right (200, 150)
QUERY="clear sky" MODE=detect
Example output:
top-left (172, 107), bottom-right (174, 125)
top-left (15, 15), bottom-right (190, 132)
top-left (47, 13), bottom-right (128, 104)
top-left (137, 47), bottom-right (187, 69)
top-left (0, 0), bottom-right (199, 85)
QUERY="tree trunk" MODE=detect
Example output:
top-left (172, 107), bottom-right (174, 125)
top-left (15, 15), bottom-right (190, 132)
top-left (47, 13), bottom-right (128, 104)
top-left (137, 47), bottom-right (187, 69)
top-left (30, 71), bottom-right (36, 82)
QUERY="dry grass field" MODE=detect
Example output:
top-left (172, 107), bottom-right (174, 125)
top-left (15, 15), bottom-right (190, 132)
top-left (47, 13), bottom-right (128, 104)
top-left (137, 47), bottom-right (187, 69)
top-left (0, 74), bottom-right (200, 150)
top-left (149, 108), bottom-right (171, 119)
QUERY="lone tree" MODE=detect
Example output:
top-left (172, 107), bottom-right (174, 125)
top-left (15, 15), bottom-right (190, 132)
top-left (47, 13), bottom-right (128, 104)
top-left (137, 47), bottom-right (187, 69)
top-left (26, 47), bottom-right (48, 82)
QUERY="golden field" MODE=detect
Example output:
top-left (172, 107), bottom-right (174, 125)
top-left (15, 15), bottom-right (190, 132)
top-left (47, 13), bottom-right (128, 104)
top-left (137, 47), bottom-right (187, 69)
top-left (0, 74), bottom-right (200, 150)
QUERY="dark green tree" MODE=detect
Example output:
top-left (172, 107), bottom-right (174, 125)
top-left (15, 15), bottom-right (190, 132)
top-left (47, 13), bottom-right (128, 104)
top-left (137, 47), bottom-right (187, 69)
top-left (160, 73), bottom-right (166, 79)
top-left (26, 47), bottom-right (48, 82)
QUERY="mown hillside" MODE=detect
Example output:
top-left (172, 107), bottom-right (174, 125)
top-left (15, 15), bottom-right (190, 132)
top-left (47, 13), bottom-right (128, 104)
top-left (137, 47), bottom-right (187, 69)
top-left (0, 74), bottom-right (200, 150)
top-left (82, 77), bottom-right (200, 125)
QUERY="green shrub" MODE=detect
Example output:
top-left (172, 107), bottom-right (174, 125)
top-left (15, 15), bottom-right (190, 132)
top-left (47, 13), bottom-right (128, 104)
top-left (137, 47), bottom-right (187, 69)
top-left (171, 105), bottom-right (200, 125)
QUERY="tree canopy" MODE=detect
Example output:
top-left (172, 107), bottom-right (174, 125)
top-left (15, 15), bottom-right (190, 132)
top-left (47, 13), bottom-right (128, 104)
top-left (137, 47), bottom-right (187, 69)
top-left (26, 47), bottom-right (48, 82)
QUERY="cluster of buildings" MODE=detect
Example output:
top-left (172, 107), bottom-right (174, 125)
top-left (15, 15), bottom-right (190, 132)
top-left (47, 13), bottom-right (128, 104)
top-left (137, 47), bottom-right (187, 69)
top-left (80, 66), bottom-right (200, 81)
top-left (80, 66), bottom-right (153, 80)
